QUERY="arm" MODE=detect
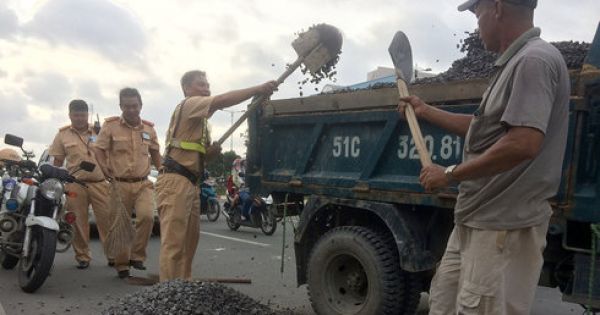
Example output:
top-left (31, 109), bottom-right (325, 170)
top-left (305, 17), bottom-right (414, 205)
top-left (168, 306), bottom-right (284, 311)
top-left (149, 149), bottom-right (162, 169)
top-left (419, 126), bottom-right (544, 190)
top-left (210, 81), bottom-right (277, 114)
top-left (400, 96), bottom-right (472, 137)
top-left (92, 147), bottom-right (111, 179)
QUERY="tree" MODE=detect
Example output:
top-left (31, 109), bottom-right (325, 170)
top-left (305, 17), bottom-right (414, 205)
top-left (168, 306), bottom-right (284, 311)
top-left (205, 150), bottom-right (240, 179)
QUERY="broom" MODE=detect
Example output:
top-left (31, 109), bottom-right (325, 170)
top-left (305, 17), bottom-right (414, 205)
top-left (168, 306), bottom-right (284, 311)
top-left (104, 181), bottom-right (136, 258)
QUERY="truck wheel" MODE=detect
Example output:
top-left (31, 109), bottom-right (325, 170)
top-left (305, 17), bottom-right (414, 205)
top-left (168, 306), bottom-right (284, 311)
top-left (307, 226), bottom-right (419, 315)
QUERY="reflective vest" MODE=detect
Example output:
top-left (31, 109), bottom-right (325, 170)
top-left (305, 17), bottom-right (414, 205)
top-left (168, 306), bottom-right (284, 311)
top-left (165, 100), bottom-right (209, 155)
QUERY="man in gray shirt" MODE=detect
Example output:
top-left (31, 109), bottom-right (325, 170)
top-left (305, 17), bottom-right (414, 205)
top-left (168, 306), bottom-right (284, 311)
top-left (399, 0), bottom-right (570, 314)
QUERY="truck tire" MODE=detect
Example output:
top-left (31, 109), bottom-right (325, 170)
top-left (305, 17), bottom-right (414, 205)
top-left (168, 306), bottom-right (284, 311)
top-left (307, 226), bottom-right (419, 315)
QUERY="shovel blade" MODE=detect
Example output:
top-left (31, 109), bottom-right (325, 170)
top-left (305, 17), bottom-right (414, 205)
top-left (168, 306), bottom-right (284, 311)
top-left (388, 31), bottom-right (413, 83)
top-left (292, 24), bottom-right (342, 74)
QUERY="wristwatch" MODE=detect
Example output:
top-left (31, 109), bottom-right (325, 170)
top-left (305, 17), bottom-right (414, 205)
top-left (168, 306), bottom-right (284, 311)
top-left (444, 164), bottom-right (459, 182)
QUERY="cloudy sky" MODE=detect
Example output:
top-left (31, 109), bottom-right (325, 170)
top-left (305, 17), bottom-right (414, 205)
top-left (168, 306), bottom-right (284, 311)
top-left (0, 0), bottom-right (598, 157)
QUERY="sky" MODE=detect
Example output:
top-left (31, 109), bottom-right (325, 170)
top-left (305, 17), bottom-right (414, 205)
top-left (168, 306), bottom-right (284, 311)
top-left (0, 0), bottom-right (598, 158)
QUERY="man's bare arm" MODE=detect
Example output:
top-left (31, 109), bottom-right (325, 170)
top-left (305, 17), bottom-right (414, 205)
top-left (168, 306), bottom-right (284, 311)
top-left (400, 96), bottom-right (472, 137)
top-left (452, 126), bottom-right (544, 181)
top-left (209, 81), bottom-right (277, 114)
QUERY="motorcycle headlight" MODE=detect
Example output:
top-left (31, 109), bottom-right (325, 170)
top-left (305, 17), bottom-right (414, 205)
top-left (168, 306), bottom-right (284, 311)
top-left (40, 178), bottom-right (64, 201)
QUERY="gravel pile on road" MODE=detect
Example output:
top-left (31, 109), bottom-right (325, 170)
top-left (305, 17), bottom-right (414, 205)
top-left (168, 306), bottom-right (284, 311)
top-left (102, 279), bottom-right (276, 315)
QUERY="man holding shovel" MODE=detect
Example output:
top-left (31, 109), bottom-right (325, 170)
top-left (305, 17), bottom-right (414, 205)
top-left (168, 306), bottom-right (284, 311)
top-left (399, 0), bottom-right (569, 314)
top-left (156, 70), bottom-right (276, 281)
top-left (94, 88), bottom-right (162, 278)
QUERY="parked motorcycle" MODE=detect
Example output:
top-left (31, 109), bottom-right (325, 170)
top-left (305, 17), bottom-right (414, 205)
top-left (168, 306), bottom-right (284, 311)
top-left (0, 134), bottom-right (94, 293)
top-left (222, 189), bottom-right (277, 236)
top-left (200, 179), bottom-right (220, 222)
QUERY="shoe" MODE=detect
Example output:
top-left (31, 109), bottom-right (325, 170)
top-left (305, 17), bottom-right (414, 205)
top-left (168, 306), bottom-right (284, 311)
top-left (118, 270), bottom-right (130, 279)
top-left (76, 261), bottom-right (90, 269)
top-left (129, 260), bottom-right (146, 270)
top-left (107, 260), bottom-right (115, 267)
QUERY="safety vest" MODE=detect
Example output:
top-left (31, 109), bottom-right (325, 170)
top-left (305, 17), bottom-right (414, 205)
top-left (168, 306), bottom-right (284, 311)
top-left (165, 100), bottom-right (209, 155)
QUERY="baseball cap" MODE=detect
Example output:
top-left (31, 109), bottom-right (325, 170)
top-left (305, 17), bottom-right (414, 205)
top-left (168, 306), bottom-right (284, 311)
top-left (458, 0), bottom-right (537, 12)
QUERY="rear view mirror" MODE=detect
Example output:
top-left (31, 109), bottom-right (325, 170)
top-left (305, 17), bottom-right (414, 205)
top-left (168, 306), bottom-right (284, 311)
top-left (238, 172), bottom-right (245, 178)
top-left (79, 161), bottom-right (96, 172)
top-left (4, 134), bottom-right (23, 148)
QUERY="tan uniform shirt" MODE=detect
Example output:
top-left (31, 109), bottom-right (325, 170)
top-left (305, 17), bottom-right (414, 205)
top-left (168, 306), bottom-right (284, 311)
top-left (48, 125), bottom-right (106, 182)
top-left (164, 96), bottom-right (213, 177)
top-left (95, 117), bottom-right (159, 178)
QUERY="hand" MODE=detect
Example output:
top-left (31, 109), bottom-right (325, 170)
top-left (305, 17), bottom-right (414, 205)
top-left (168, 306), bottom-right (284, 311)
top-left (419, 164), bottom-right (449, 191)
top-left (206, 142), bottom-right (222, 157)
top-left (398, 95), bottom-right (429, 119)
top-left (257, 81), bottom-right (278, 96)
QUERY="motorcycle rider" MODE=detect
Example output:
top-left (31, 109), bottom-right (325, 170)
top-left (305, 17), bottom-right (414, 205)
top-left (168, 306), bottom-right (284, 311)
top-left (48, 99), bottom-right (112, 269)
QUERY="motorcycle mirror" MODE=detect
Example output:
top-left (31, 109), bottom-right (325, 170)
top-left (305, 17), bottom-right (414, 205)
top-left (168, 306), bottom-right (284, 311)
top-left (4, 134), bottom-right (23, 148)
top-left (238, 172), bottom-right (245, 178)
top-left (79, 161), bottom-right (96, 172)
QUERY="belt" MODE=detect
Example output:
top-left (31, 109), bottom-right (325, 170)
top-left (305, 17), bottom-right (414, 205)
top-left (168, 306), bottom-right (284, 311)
top-left (114, 176), bottom-right (147, 183)
top-left (161, 157), bottom-right (198, 185)
top-left (82, 179), bottom-right (106, 183)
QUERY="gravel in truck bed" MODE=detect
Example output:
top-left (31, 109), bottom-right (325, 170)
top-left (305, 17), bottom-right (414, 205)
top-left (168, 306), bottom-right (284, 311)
top-left (102, 279), bottom-right (278, 315)
top-left (324, 30), bottom-right (590, 94)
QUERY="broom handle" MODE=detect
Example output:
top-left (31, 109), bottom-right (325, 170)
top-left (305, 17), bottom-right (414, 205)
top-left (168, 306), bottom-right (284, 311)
top-left (216, 55), bottom-right (306, 146)
top-left (397, 79), bottom-right (432, 167)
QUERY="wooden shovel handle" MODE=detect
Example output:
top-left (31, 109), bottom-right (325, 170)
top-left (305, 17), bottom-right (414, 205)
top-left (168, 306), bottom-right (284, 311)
top-left (396, 79), bottom-right (432, 167)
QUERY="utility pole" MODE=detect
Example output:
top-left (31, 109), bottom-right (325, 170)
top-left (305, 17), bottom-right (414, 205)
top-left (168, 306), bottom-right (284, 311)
top-left (222, 109), bottom-right (245, 152)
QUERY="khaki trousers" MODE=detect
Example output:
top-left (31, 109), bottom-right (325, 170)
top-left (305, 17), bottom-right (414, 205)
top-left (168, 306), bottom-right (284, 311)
top-left (113, 180), bottom-right (154, 272)
top-left (155, 173), bottom-right (200, 282)
top-left (65, 181), bottom-right (110, 263)
top-left (428, 221), bottom-right (549, 315)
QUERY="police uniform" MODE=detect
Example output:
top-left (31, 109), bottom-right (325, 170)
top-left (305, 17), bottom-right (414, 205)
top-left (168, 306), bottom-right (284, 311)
top-left (156, 95), bottom-right (212, 281)
top-left (94, 116), bottom-right (159, 273)
top-left (48, 124), bottom-right (111, 264)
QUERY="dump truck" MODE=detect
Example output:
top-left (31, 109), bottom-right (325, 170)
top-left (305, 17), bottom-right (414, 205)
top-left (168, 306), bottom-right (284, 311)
top-left (245, 23), bottom-right (600, 315)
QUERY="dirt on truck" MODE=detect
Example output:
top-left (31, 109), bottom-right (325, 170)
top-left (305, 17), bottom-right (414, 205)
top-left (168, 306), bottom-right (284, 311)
top-left (245, 23), bottom-right (600, 315)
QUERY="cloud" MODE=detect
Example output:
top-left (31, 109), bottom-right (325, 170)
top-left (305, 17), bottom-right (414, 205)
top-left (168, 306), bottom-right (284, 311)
top-left (25, 72), bottom-right (73, 108)
top-left (24, 0), bottom-right (146, 62)
top-left (0, 3), bottom-right (18, 39)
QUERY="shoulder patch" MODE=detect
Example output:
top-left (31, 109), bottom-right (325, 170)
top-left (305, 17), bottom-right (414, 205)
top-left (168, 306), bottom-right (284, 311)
top-left (142, 119), bottom-right (154, 127)
top-left (105, 116), bottom-right (119, 122)
top-left (59, 125), bottom-right (71, 132)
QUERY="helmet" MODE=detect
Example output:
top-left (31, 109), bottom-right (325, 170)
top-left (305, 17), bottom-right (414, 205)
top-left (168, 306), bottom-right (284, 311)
top-left (0, 148), bottom-right (21, 168)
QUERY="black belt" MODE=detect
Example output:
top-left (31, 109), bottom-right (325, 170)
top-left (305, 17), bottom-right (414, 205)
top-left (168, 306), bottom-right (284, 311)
top-left (114, 177), bottom-right (147, 183)
top-left (161, 158), bottom-right (198, 185)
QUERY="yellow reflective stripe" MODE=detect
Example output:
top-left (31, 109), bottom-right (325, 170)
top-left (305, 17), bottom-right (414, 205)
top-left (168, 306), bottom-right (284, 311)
top-left (169, 139), bottom-right (206, 154)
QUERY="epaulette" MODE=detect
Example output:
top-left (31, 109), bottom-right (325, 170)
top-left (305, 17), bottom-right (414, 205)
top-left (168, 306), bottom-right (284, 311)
top-left (142, 119), bottom-right (154, 127)
top-left (105, 116), bottom-right (120, 122)
top-left (59, 125), bottom-right (71, 132)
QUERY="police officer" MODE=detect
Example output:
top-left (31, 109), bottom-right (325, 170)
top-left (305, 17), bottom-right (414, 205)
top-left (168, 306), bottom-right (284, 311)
top-left (93, 88), bottom-right (161, 278)
top-left (156, 70), bottom-right (276, 281)
top-left (0, 148), bottom-right (21, 172)
top-left (48, 99), bottom-right (111, 269)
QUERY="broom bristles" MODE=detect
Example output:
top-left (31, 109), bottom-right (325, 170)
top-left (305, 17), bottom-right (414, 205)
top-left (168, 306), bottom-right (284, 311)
top-left (104, 182), bottom-right (136, 258)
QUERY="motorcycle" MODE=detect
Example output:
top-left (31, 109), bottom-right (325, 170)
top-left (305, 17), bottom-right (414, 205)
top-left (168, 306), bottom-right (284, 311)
top-left (222, 188), bottom-right (277, 236)
top-left (0, 134), bottom-right (94, 293)
top-left (200, 179), bottom-right (220, 222)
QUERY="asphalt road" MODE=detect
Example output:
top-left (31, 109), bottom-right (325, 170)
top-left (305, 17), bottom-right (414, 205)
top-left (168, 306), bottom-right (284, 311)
top-left (0, 214), bottom-right (588, 315)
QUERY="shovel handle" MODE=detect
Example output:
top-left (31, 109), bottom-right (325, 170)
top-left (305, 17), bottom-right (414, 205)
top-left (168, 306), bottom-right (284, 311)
top-left (396, 79), bottom-right (432, 167)
top-left (216, 54), bottom-right (308, 146)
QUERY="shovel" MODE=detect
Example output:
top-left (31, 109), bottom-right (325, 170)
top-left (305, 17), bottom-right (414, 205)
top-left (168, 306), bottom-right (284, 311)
top-left (388, 31), bottom-right (432, 167)
top-left (217, 24), bottom-right (343, 145)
